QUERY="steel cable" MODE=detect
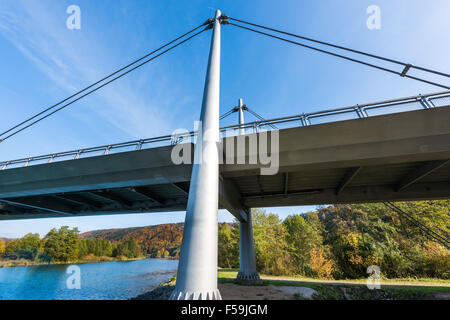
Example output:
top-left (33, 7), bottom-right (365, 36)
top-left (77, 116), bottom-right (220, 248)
top-left (229, 22), bottom-right (450, 90)
top-left (0, 26), bottom-right (208, 143)
top-left (229, 17), bottom-right (450, 79)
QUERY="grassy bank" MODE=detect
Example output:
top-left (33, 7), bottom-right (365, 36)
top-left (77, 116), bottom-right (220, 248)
top-left (132, 268), bottom-right (449, 300)
top-left (218, 268), bottom-right (450, 286)
top-left (217, 268), bottom-right (450, 300)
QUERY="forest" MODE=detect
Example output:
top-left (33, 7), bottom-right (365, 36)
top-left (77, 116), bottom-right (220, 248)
top-left (0, 226), bottom-right (143, 265)
top-left (1, 200), bottom-right (448, 280)
top-left (219, 201), bottom-right (449, 279)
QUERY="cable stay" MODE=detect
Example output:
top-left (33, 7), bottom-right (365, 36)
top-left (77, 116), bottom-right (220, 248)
top-left (245, 107), bottom-right (277, 129)
top-left (219, 104), bottom-right (278, 129)
top-left (229, 17), bottom-right (450, 79)
top-left (219, 108), bottom-right (236, 120)
top-left (3, 14), bottom-right (450, 144)
top-left (384, 202), bottom-right (450, 249)
top-left (0, 21), bottom-right (211, 143)
top-left (228, 18), bottom-right (450, 90)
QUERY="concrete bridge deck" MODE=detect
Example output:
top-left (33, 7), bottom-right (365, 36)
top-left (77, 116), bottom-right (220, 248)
top-left (1, 105), bottom-right (449, 220)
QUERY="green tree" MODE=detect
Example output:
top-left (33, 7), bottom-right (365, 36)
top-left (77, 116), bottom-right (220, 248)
top-left (252, 209), bottom-right (292, 275)
top-left (43, 226), bottom-right (79, 262)
top-left (5, 233), bottom-right (42, 260)
top-left (318, 205), bottom-right (383, 278)
top-left (20, 233), bottom-right (41, 249)
top-left (113, 240), bottom-right (141, 258)
top-left (5, 240), bottom-right (19, 255)
top-left (125, 240), bottom-right (141, 258)
top-left (101, 240), bottom-right (113, 257)
top-left (77, 239), bottom-right (89, 258)
top-left (315, 202), bottom-right (450, 279)
top-left (283, 214), bottom-right (322, 276)
top-left (218, 223), bottom-right (239, 268)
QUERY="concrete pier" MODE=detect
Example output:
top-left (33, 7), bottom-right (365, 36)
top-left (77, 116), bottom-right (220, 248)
top-left (235, 98), bottom-right (261, 283)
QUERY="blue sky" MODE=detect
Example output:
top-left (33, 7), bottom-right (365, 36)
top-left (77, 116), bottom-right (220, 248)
top-left (0, 0), bottom-right (449, 238)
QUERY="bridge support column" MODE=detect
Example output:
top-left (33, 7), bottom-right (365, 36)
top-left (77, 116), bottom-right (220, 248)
top-left (235, 98), bottom-right (261, 283)
top-left (170, 10), bottom-right (222, 300)
top-left (237, 210), bottom-right (261, 283)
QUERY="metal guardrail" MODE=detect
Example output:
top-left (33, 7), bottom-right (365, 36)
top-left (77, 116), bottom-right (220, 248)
top-left (1, 90), bottom-right (449, 170)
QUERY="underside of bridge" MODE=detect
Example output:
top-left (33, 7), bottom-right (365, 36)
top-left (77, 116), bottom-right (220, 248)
top-left (1, 105), bottom-right (449, 220)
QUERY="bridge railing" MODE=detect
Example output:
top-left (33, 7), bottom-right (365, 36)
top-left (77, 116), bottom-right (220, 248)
top-left (220, 90), bottom-right (450, 133)
top-left (1, 90), bottom-right (449, 170)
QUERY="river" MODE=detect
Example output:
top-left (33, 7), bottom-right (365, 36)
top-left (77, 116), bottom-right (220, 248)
top-left (0, 258), bottom-right (178, 300)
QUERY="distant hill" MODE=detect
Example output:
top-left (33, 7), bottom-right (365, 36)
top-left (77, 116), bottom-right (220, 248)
top-left (80, 223), bottom-right (184, 258)
top-left (0, 237), bottom-right (15, 244)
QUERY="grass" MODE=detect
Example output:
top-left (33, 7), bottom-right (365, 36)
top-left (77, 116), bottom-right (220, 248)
top-left (218, 268), bottom-right (450, 286)
top-left (217, 268), bottom-right (450, 300)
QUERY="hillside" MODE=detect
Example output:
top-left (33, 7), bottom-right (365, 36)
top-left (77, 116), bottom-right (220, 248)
top-left (0, 238), bottom-right (15, 244)
top-left (80, 223), bottom-right (184, 258)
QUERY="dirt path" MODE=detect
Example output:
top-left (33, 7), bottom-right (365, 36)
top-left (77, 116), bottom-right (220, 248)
top-left (219, 283), bottom-right (317, 300)
top-left (132, 272), bottom-right (450, 300)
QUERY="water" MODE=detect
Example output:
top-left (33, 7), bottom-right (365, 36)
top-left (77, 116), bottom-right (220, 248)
top-left (0, 258), bottom-right (178, 300)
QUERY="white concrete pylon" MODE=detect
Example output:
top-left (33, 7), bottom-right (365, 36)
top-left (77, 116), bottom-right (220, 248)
top-left (236, 98), bottom-right (261, 283)
top-left (169, 10), bottom-right (222, 300)
top-left (238, 98), bottom-right (245, 136)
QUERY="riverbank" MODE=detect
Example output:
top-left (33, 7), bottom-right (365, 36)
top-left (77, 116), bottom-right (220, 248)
top-left (132, 269), bottom-right (450, 300)
top-left (0, 255), bottom-right (148, 268)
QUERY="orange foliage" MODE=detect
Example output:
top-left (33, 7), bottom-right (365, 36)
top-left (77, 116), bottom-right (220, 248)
top-left (80, 223), bottom-right (184, 258)
top-left (309, 247), bottom-right (334, 279)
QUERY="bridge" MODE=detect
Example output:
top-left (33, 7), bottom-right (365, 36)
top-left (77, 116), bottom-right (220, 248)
top-left (1, 10), bottom-right (449, 300)
top-left (1, 91), bottom-right (450, 219)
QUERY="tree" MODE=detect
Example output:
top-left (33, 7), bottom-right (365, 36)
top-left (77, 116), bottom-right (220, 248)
top-left (283, 214), bottom-right (322, 276)
top-left (252, 209), bottom-right (292, 275)
top-left (78, 239), bottom-right (89, 258)
top-left (113, 240), bottom-right (141, 258)
top-left (420, 241), bottom-right (450, 278)
top-left (4, 233), bottom-right (42, 260)
top-left (309, 247), bottom-right (334, 279)
top-left (20, 233), bottom-right (41, 250)
top-left (125, 240), bottom-right (141, 258)
top-left (0, 239), bottom-right (5, 256)
top-left (43, 226), bottom-right (79, 262)
top-left (218, 223), bottom-right (239, 268)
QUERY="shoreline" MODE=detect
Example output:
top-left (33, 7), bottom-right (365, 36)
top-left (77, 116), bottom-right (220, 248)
top-left (0, 256), bottom-right (177, 268)
top-left (131, 277), bottom-right (176, 300)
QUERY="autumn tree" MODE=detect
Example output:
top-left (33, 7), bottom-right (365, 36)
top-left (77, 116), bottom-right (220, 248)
top-left (0, 239), bottom-right (5, 256)
top-left (218, 223), bottom-right (239, 268)
top-left (309, 247), bottom-right (334, 279)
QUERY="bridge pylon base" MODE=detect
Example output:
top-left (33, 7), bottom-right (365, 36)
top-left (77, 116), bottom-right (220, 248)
top-left (236, 271), bottom-right (262, 284)
top-left (169, 289), bottom-right (222, 300)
